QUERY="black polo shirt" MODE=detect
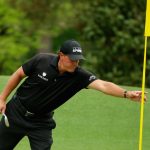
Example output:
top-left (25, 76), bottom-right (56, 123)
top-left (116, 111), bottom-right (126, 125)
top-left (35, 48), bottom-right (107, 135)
top-left (16, 53), bottom-right (97, 114)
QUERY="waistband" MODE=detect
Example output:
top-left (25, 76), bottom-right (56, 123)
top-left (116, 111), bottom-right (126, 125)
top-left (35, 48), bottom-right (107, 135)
top-left (12, 94), bottom-right (54, 119)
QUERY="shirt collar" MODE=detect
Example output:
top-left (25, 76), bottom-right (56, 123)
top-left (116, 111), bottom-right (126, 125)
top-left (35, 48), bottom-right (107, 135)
top-left (50, 55), bottom-right (59, 69)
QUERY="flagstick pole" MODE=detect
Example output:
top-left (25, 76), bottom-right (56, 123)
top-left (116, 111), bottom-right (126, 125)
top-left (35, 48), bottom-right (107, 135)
top-left (138, 36), bottom-right (147, 150)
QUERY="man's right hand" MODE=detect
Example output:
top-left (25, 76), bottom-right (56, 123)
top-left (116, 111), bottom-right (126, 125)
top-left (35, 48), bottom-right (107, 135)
top-left (0, 98), bottom-right (6, 114)
top-left (0, 67), bottom-right (25, 114)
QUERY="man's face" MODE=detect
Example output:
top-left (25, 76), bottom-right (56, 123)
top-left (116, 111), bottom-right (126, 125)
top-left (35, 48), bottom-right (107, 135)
top-left (59, 53), bottom-right (79, 73)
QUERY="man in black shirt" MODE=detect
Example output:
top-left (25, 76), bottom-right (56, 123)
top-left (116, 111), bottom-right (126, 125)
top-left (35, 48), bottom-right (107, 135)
top-left (0, 40), bottom-right (146, 150)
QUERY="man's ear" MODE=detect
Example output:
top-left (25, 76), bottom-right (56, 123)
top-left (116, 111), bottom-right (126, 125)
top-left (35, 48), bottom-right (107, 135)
top-left (58, 51), bottom-right (63, 56)
top-left (58, 52), bottom-right (65, 62)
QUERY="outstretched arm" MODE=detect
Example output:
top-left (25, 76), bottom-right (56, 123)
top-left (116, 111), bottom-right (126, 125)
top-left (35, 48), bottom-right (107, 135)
top-left (0, 67), bottom-right (26, 113)
top-left (88, 79), bottom-right (147, 102)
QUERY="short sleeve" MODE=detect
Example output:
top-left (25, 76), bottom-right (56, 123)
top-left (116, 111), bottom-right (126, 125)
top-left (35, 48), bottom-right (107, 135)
top-left (22, 54), bottom-right (40, 76)
top-left (76, 68), bottom-right (98, 88)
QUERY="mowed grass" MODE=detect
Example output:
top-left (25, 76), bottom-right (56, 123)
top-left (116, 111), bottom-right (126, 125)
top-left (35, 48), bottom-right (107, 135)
top-left (0, 76), bottom-right (150, 150)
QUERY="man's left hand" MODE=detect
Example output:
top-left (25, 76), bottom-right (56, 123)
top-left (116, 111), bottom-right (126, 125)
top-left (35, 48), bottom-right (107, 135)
top-left (127, 91), bottom-right (147, 102)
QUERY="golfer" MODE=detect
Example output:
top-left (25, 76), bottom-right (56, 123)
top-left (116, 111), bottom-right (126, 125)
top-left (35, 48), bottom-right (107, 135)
top-left (0, 39), bottom-right (146, 150)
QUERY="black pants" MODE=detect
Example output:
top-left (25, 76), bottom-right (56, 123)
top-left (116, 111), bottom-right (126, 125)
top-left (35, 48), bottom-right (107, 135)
top-left (0, 96), bottom-right (56, 150)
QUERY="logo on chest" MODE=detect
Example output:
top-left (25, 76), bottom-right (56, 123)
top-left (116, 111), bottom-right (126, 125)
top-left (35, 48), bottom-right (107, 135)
top-left (38, 72), bottom-right (49, 81)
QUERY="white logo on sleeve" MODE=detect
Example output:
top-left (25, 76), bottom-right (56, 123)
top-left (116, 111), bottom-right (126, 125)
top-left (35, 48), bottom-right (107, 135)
top-left (89, 75), bottom-right (96, 81)
top-left (38, 72), bottom-right (48, 81)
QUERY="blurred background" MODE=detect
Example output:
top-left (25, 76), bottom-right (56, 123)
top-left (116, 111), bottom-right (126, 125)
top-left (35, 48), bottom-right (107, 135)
top-left (0, 0), bottom-right (150, 87)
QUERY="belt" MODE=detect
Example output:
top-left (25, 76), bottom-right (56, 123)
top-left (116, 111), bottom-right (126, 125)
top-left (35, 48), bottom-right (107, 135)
top-left (12, 94), bottom-right (54, 119)
top-left (24, 111), bottom-right (35, 117)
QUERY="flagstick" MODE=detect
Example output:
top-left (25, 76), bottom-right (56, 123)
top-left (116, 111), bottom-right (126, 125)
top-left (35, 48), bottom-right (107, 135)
top-left (138, 36), bottom-right (147, 150)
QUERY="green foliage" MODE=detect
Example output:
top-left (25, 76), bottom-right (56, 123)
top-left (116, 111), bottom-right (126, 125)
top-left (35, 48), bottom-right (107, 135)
top-left (0, 0), bottom-right (39, 74)
top-left (0, 0), bottom-right (149, 87)
top-left (75, 0), bottom-right (149, 87)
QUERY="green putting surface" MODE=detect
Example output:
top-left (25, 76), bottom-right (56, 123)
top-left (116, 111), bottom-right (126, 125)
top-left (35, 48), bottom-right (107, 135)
top-left (0, 76), bottom-right (150, 150)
